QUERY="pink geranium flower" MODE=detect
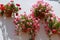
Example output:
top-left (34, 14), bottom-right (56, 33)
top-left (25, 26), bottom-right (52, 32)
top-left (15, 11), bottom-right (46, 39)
top-left (14, 14), bottom-right (40, 40)
top-left (10, 0), bottom-right (14, 2)
top-left (15, 25), bottom-right (18, 29)
top-left (32, 4), bottom-right (38, 8)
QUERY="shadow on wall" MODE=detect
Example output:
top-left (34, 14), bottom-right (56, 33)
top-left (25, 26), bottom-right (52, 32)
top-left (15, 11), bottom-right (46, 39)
top-left (0, 17), bottom-right (5, 40)
top-left (0, 17), bottom-right (20, 40)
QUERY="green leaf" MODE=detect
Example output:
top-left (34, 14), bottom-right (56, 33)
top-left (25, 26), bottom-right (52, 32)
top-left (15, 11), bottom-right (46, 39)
top-left (55, 22), bottom-right (60, 29)
top-left (41, 6), bottom-right (46, 12)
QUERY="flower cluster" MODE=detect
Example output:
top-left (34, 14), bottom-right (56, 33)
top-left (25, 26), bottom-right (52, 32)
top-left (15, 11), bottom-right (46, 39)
top-left (0, 4), bottom-right (5, 16)
top-left (31, 1), bottom-right (53, 20)
top-left (0, 0), bottom-right (21, 17)
top-left (14, 14), bottom-right (40, 40)
top-left (44, 13), bottom-right (60, 37)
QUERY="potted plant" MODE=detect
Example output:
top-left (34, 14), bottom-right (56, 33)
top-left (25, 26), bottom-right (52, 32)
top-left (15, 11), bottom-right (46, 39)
top-left (31, 1), bottom-right (53, 21)
top-left (44, 14), bottom-right (60, 40)
top-left (4, 0), bottom-right (21, 17)
top-left (0, 4), bottom-right (5, 16)
top-left (13, 14), bottom-right (40, 40)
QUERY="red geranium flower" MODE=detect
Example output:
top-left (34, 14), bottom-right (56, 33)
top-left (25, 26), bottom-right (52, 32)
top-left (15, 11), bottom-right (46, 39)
top-left (0, 4), bottom-right (3, 7)
top-left (16, 4), bottom-right (20, 6)
top-left (0, 4), bottom-right (5, 11)
top-left (16, 13), bottom-right (18, 16)
top-left (52, 29), bottom-right (57, 34)
top-left (19, 8), bottom-right (21, 10)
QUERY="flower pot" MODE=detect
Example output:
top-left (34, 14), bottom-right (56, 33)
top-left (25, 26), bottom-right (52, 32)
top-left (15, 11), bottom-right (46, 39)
top-left (4, 10), bottom-right (13, 17)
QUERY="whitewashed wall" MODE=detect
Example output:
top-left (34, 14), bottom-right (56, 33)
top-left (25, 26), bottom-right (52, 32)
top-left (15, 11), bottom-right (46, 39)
top-left (0, 0), bottom-right (60, 40)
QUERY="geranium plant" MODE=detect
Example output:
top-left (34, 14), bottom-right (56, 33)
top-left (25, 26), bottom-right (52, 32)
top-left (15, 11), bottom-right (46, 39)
top-left (0, 4), bottom-right (5, 16)
top-left (4, 0), bottom-right (21, 17)
top-left (44, 14), bottom-right (60, 40)
top-left (14, 14), bottom-right (40, 40)
top-left (31, 1), bottom-right (53, 20)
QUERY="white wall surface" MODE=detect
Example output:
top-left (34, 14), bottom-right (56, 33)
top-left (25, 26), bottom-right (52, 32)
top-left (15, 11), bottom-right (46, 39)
top-left (0, 0), bottom-right (60, 40)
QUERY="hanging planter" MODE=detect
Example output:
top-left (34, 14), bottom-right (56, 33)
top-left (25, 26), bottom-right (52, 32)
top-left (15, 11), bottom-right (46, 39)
top-left (4, 0), bottom-right (21, 18)
top-left (44, 14), bottom-right (60, 40)
top-left (13, 14), bottom-right (40, 40)
top-left (4, 10), bottom-right (13, 17)
top-left (31, 1), bottom-right (53, 21)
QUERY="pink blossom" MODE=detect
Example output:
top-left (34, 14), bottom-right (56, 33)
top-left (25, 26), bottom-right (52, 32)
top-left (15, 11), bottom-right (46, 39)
top-left (52, 13), bottom-right (56, 17)
top-left (34, 26), bottom-right (38, 29)
top-left (34, 30), bottom-right (38, 33)
top-left (22, 25), bottom-right (26, 29)
top-left (27, 28), bottom-right (31, 31)
top-left (27, 22), bottom-right (30, 25)
top-left (15, 25), bottom-right (18, 29)
top-left (10, 0), bottom-right (14, 2)
top-left (44, 26), bottom-right (48, 28)
top-left (0, 4), bottom-right (3, 7)
top-left (37, 24), bottom-right (40, 27)
top-left (45, 9), bottom-right (49, 13)
top-left (32, 4), bottom-right (38, 8)
top-left (16, 17), bottom-right (20, 21)
top-left (51, 17), bottom-right (54, 20)
top-left (30, 9), bottom-right (33, 12)
top-left (45, 2), bottom-right (49, 6)
top-left (7, 3), bottom-right (11, 6)
top-left (38, 18), bottom-right (40, 21)
top-left (17, 24), bottom-right (20, 26)
top-left (52, 29), bottom-right (57, 33)
top-left (23, 13), bottom-right (27, 18)
top-left (29, 22), bottom-right (32, 25)
top-left (35, 20), bottom-right (39, 23)
top-left (13, 19), bottom-right (18, 24)
top-left (57, 17), bottom-right (60, 22)
top-left (34, 23), bottom-right (37, 26)
top-left (46, 6), bottom-right (52, 11)
top-left (58, 18), bottom-right (60, 20)
top-left (31, 13), bottom-right (35, 18)
top-left (37, 0), bottom-right (44, 4)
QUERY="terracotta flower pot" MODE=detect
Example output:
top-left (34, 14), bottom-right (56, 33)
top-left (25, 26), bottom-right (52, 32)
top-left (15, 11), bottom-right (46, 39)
top-left (4, 10), bottom-right (13, 17)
